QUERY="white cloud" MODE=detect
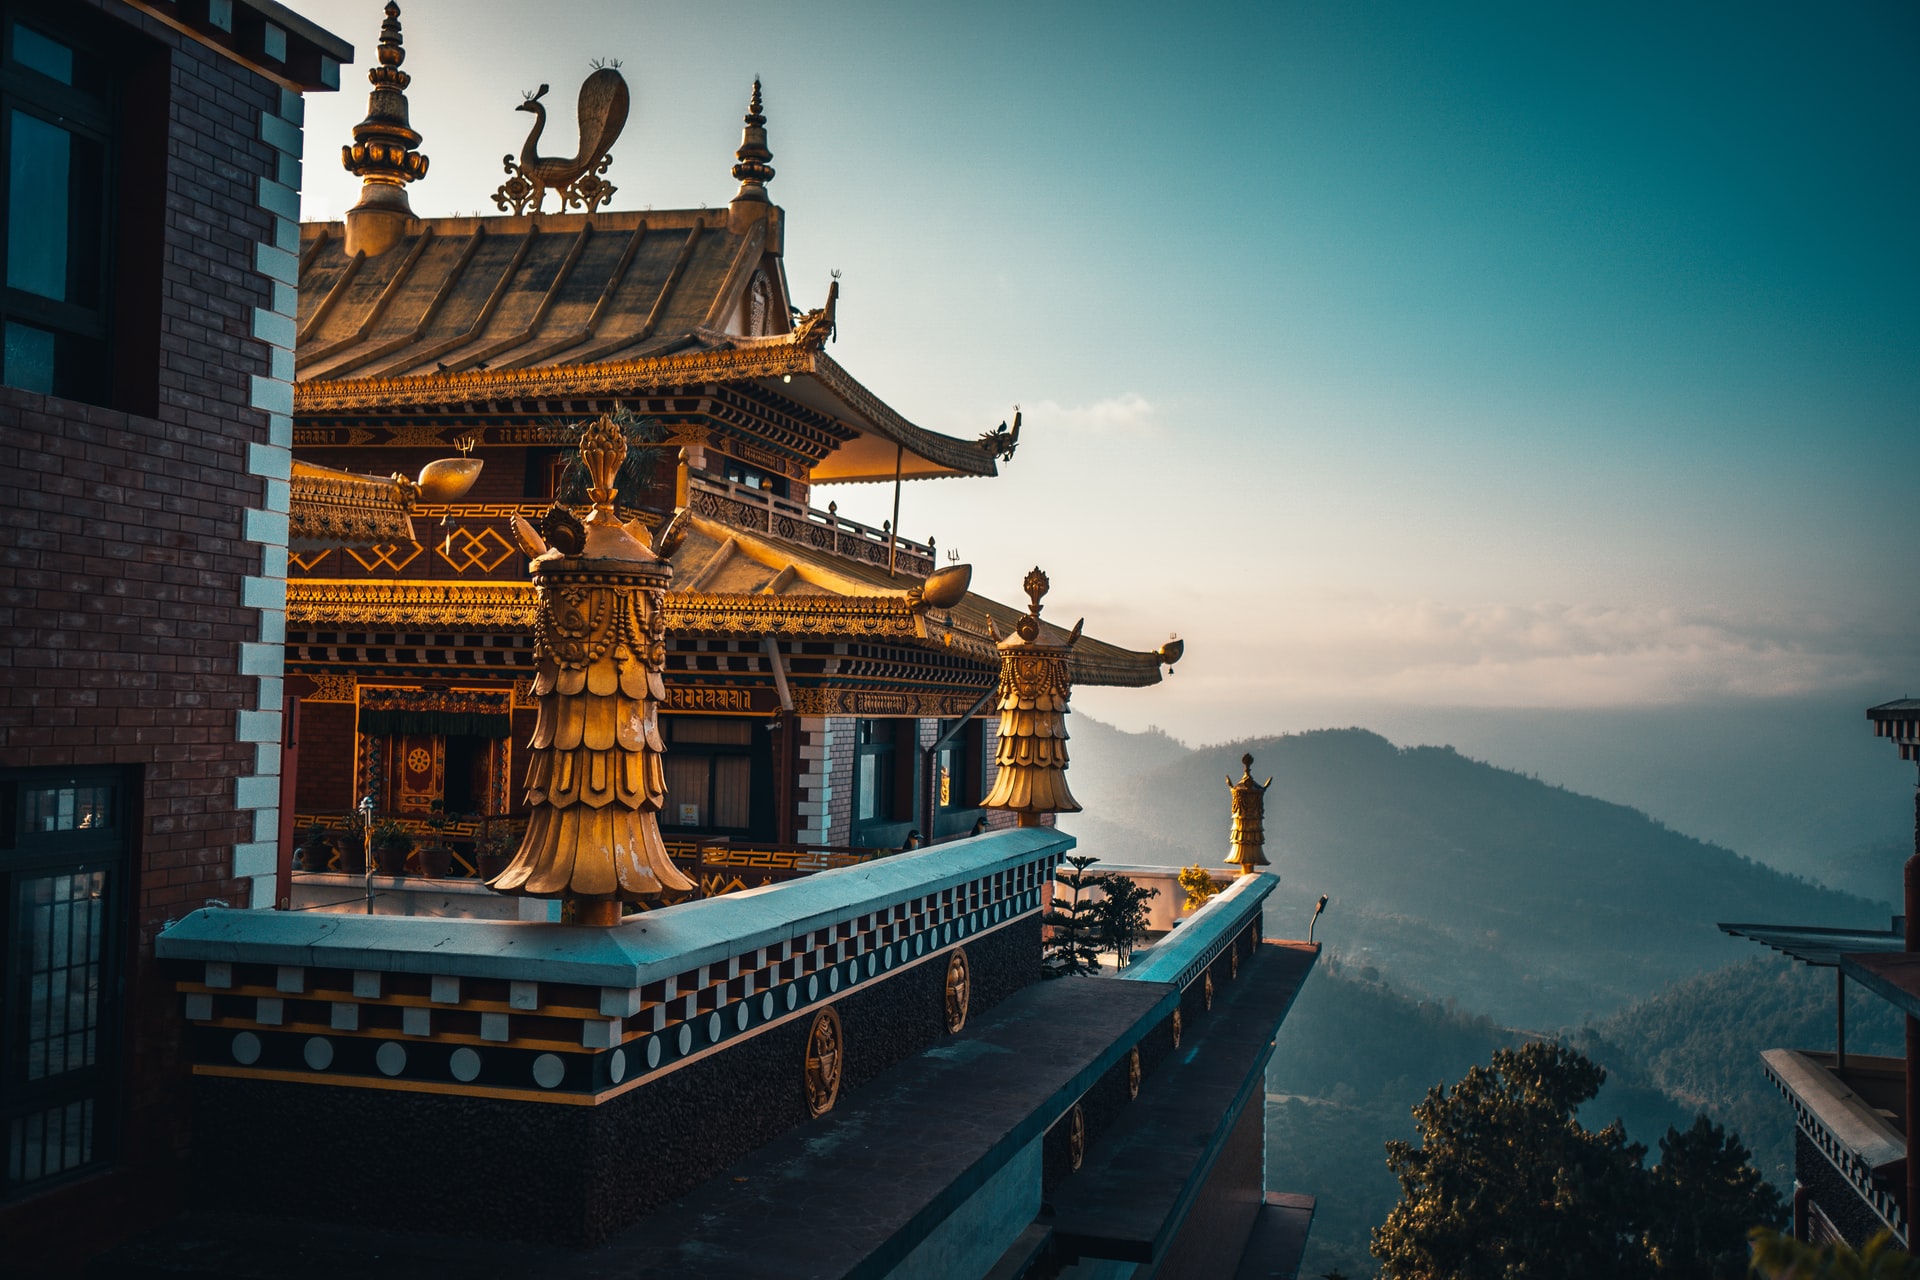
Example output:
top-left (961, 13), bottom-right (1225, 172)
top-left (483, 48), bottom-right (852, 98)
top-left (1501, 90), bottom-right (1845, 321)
top-left (1026, 392), bottom-right (1157, 434)
top-left (1166, 593), bottom-right (1900, 712)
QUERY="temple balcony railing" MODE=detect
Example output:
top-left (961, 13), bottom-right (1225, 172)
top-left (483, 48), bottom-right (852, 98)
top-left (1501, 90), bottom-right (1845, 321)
top-left (687, 476), bottom-right (936, 578)
top-left (286, 483), bottom-right (937, 582)
top-left (287, 809), bottom-right (897, 907)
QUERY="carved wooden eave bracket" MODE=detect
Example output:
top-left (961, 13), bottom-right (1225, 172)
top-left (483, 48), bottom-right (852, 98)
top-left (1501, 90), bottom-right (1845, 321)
top-left (288, 463), bottom-right (417, 551)
top-left (292, 345), bottom-right (995, 480)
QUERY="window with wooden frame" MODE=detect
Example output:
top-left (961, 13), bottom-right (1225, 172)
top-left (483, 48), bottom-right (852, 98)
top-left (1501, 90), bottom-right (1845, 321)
top-left (0, 767), bottom-right (130, 1200)
top-left (661, 716), bottom-right (772, 840)
top-left (0, 9), bottom-right (117, 405)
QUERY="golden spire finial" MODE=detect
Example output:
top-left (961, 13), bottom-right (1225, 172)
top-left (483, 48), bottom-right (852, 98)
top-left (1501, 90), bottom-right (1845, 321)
top-left (981, 568), bottom-right (1082, 825)
top-left (1017, 567), bottom-right (1049, 640)
top-left (577, 413), bottom-right (627, 524)
top-left (341, 2), bottom-right (429, 258)
top-left (1226, 752), bottom-right (1274, 874)
top-left (490, 413), bottom-right (692, 924)
top-left (730, 77), bottom-right (775, 205)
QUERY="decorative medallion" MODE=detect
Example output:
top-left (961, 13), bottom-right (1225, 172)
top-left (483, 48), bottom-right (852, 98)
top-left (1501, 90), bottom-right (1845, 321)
top-left (944, 948), bottom-right (971, 1034)
top-left (804, 1006), bottom-right (843, 1117)
top-left (1067, 1104), bottom-right (1086, 1172)
top-left (1204, 971), bottom-right (1215, 1011)
top-left (1171, 1008), bottom-right (1183, 1049)
top-left (1127, 1047), bottom-right (1141, 1100)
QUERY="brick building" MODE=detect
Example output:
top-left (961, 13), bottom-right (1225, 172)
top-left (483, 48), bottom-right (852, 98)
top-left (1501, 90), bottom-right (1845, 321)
top-left (0, 1), bottom-right (347, 1271)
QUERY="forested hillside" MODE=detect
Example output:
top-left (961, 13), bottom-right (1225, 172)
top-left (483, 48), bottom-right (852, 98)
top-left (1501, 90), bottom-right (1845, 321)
top-left (1267, 954), bottom-right (1896, 1278)
top-left (1064, 720), bottom-right (1885, 1027)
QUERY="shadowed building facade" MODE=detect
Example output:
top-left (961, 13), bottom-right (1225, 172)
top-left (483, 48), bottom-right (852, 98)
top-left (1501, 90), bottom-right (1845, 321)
top-left (0, 1), bottom-right (349, 1272)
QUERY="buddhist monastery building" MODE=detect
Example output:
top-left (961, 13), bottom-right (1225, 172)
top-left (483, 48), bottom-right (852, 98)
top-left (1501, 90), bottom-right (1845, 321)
top-left (2, 5), bottom-right (1319, 1277)
top-left (277, 30), bottom-right (1179, 894)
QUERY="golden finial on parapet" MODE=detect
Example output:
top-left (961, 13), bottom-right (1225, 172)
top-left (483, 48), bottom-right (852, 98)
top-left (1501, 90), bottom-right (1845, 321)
top-left (731, 77), bottom-right (775, 203)
top-left (576, 412), bottom-right (627, 525)
top-left (488, 417), bottom-right (693, 925)
top-left (341, 2), bottom-right (429, 257)
top-left (981, 568), bottom-right (1083, 826)
top-left (1225, 752), bottom-right (1273, 875)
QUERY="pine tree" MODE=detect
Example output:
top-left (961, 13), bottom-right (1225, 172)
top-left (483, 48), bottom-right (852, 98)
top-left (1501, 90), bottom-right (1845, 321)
top-left (1093, 873), bottom-right (1158, 967)
top-left (1374, 1042), bottom-right (1649, 1279)
top-left (1372, 1042), bottom-right (1784, 1279)
top-left (1042, 854), bottom-right (1103, 977)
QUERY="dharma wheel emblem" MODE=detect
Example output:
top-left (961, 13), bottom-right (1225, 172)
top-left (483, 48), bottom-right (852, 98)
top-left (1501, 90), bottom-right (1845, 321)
top-left (1067, 1104), bottom-right (1086, 1172)
top-left (804, 1007), bottom-right (843, 1117)
top-left (944, 948), bottom-right (971, 1034)
top-left (1126, 1047), bottom-right (1141, 1100)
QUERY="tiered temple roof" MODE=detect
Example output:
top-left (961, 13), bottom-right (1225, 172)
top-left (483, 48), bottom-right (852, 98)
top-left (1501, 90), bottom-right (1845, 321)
top-left (293, 209), bottom-right (996, 483)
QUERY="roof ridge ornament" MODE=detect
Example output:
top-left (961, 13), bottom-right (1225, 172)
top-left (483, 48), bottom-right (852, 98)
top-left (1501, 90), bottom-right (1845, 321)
top-left (492, 63), bottom-right (630, 216)
top-left (730, 77), bottom-right (775, 205)
top-left (341, 2), bottom-right (430, 258)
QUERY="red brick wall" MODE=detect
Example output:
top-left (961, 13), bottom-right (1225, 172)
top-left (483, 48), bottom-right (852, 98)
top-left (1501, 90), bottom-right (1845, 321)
top-left (293, 701), bottom-right (357, 811)
top-left (0, 1), bottom-right (287, 1268)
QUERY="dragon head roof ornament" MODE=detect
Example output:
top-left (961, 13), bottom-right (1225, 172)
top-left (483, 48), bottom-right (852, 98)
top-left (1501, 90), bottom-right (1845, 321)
top-left (490, 414), bottom-right (695, 925)
top-left (1225, 753), bottom-right (1274, 874)
top-left (493, 63), bottom-right (630, 216)
top-left (341, 3), bottom-right (430, 257)
top-left (980, 568), bottom-right (1085, 824)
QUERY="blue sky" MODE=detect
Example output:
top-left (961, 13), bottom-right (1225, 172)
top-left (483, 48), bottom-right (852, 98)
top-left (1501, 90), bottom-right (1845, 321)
top-left (289, 0), bottom-right (1918, 741)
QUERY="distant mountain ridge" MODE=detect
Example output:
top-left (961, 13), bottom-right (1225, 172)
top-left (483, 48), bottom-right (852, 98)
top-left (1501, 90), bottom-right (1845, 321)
top-left (1061, 718), bottom-right (1886, 1027)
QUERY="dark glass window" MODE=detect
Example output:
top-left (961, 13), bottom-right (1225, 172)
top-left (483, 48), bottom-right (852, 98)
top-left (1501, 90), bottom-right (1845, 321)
top-left (718, 455), bottom-right (789, 500)
top-left (854, 719), bottom-right (897, 826)
top-left (0, 11), bottom-right (115, 403)
top-left (936, 719), bottom-right (974, 810)
top-left (661, 717), bottom-right (770, 839)
top-left (1, 768), bottom-right (128, 1200)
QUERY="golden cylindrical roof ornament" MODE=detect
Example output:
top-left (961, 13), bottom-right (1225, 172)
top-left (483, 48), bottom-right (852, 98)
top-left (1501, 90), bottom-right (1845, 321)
top-left (1225, 753), bottom-right (1272, 874)
top-left (489, 415), bottom-right (693, 923)
top-left (341, 3), bottom-right (429, 258)
top-left (980, 568), bottom-right (1083, 826)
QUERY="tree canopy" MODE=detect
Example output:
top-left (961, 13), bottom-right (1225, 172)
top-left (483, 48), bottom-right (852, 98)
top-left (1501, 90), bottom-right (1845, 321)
top-left (1372, 1042), bottom-right (1782, 1279)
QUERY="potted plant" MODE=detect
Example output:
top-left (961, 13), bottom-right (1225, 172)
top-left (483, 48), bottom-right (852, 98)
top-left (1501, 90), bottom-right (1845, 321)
top-left (335, 823), bottom-right (368, 874)
top-left (296, 822), bottom-right (335, 873)
top-left (416, 802), bottom-right (454, 878)
top-left (371, 818), bottom-right (412, 876)
top-left (476, 819), bottom-right (519, 881)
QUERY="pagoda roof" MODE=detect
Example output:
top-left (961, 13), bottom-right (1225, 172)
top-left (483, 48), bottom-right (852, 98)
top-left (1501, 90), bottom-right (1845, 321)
top-left (292, 209), bottom-right (997, 483)
top-left (284, 509), bottom-right (1176, 690)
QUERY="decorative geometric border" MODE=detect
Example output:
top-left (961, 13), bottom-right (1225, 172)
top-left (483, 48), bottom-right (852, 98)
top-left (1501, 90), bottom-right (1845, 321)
top-left (176, 848), bottom-right (1060, 1105)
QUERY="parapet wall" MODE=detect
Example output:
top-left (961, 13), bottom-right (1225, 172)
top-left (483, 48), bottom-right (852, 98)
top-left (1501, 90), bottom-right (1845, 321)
top-left (155, 827), bottom-right (1068, 1244)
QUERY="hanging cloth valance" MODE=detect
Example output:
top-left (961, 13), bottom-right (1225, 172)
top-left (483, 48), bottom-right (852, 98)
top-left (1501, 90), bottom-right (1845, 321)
top-left (359, 687), bottom-right (513, 738)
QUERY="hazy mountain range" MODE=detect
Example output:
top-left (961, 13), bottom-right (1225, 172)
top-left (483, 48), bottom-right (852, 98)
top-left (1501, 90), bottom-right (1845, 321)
top-left (1058, 706), bottom-right (1912, 1276)
top-left (1060, 712), bottom-right (1902, 1029)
